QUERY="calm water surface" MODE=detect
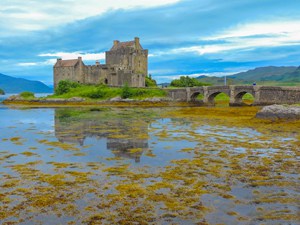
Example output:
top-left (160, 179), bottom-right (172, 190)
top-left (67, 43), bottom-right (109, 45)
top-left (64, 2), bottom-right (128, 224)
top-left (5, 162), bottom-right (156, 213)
top-left (0, 105), bottom-right (298, 224)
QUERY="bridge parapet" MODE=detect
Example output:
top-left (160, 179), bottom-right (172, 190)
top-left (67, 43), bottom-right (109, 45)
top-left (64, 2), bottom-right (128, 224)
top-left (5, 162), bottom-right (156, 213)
top-left (166, 88), bottom-right (188, 101)
top-left (253, 86), bottom-right (300, 105)
top-left (165, 85), bottom-right (300, 105)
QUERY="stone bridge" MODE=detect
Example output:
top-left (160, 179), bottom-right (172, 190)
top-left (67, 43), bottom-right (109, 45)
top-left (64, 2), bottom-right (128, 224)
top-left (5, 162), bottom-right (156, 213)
top-left (166, 86), bottom-right (300, 105)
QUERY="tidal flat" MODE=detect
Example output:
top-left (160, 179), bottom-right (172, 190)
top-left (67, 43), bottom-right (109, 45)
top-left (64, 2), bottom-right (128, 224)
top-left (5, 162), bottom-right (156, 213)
top-left (0, 105), bottom-right (299, 225)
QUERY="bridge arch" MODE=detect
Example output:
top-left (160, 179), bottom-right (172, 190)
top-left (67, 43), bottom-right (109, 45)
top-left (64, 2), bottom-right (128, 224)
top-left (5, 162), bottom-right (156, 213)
top-left (190, 92), bottom-right (204, 101)
top-left (206, 91), bottom-right (230, 105)
top-left (204, 86), bottom-right (231, 105)
top-left (233, 91), bottom-right (254, 105)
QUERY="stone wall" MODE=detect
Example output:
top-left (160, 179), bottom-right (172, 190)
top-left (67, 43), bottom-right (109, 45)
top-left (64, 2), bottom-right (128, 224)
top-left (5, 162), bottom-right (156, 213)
top-left (254, 86), bottom-right (300, 105)
top-left (106, 48), bottom-right (148, 75)
top-left (54, 59), bottom-right (84, 87)
top-left (84, 65), bottom-right (110, 85)
top-left (167, 89), bottom-right (188, 101)
top-left (165, 86), bottom-right (300, 105)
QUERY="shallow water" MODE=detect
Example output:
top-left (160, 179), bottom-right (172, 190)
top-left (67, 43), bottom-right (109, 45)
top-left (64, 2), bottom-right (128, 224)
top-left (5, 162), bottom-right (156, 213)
top-left (0, 106), bottom-right (299, 224)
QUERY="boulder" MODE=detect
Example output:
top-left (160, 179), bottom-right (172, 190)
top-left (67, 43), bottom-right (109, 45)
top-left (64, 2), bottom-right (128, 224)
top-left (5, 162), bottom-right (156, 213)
top-left (256, 104), bottom-right (300, 120)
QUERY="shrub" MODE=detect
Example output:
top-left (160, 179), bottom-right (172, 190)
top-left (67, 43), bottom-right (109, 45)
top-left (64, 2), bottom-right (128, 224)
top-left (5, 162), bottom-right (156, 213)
top-left (20, 91), bottom-right (35, 98)
top-left (170, 76), bottom-right (210, 87)
top-left (121, 84), bottom-right (133, 99)
top-left (55, 80), bottom-right (81, 95)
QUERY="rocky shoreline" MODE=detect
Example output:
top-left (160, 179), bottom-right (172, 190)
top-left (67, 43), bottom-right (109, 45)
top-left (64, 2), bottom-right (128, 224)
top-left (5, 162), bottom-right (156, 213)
top-left (2, 95), bottom-right (194, 107)
top-left (256, 104), bottom-right (300, 120)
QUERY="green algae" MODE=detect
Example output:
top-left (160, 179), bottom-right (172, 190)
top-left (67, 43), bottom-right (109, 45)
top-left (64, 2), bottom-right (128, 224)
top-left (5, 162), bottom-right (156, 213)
top-left (0, 106), bottom-right (299, 224)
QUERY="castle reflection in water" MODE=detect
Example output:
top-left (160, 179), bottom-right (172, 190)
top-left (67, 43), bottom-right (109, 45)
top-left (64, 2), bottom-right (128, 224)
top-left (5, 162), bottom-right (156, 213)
top-left (54, 108), bottom-right (150, 163)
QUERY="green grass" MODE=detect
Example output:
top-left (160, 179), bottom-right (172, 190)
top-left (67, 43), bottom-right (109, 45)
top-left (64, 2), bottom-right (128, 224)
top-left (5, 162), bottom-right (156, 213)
top-left (50, 84), bottom-right (166, 100)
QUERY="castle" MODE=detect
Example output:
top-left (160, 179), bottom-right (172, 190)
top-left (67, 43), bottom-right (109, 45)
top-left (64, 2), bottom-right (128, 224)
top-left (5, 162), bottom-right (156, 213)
top-left (53, 37), bottom-right (148, 88)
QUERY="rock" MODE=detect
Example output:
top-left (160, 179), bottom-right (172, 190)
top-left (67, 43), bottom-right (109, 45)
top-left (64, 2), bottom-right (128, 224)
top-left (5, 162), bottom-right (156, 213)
top-left (121, 98), bottom-right (134, 102)
top-left (144, 97), bottom-right (172, 102)
top-left (6, 95), bottom-right (23, 101)
top-left (45, 98), bottom-right (66, 102)
top-left (109, 97), bottom-right (135, 102)
top-left (109, 96), bottom-right (122, 102)
top-left (256, 104), bottom-right (300, 120)
top-left (68, 97), bottom-right (85, 102)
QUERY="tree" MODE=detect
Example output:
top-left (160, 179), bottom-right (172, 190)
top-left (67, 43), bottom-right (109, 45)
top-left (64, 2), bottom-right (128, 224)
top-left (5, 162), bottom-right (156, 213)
top-left (145, 74), bottom-right (157, 87)
top-left (0, 88), bottom-right (5, 95)
top-left (170, 76), bottom-right (210, 87)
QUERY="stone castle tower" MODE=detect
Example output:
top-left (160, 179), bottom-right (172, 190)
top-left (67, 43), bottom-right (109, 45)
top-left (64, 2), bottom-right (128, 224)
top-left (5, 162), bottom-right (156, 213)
top-left (53, 37), bottom-right (148, 88)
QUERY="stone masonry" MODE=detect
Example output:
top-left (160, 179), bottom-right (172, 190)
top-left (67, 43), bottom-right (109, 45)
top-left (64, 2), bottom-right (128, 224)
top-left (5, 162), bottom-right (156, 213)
top-left (166, 86), bottom-right (300, 105)
top-left (53, 37), bottom-right (148, 88)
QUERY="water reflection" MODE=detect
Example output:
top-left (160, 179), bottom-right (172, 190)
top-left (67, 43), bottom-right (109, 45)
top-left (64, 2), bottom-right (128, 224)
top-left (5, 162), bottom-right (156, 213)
top-left (54, 108), bottom-right (149, 162)
top-left (0, 106), bottom-right (299, 224)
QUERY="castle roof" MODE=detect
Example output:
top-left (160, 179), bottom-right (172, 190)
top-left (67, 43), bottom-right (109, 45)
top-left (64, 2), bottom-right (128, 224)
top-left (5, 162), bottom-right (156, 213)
top-left (110, 38), bottom-right (143, 51)
top-left (54, 59), bottom-right (80, 67)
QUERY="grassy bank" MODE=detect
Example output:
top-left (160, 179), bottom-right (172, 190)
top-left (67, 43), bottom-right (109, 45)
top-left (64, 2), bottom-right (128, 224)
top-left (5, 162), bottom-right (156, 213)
top-left (51, 82), bottom-right (166, 100)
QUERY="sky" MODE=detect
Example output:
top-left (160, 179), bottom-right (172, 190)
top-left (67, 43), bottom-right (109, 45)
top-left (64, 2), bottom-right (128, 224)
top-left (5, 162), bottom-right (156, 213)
top-left (1, 0), bottom-right (300, 86)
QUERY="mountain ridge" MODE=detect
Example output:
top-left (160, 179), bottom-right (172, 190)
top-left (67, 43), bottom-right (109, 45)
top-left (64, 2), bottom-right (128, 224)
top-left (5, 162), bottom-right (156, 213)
top-left (197, 66), bottom-right (300, 86)
top-left (0, 73), bottom-right (53, 93)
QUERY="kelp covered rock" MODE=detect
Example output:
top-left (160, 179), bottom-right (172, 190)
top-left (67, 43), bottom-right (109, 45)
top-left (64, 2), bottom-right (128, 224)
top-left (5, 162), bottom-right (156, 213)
top-left (256, 104), bottom-right (300, 120)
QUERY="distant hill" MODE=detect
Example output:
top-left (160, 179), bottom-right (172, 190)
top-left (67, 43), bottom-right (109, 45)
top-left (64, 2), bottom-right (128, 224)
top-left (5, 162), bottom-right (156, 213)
top-left (0, 73), bottom-right (53, 93)
top-left (197, 66), bottom-right (300, 86)
top-left (229, 66), bottom-right (297, 80)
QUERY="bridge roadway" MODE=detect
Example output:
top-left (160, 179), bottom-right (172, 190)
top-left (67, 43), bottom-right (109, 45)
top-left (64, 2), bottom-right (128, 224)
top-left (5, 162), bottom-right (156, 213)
top-left (166, 85), bottom-right (300, 105)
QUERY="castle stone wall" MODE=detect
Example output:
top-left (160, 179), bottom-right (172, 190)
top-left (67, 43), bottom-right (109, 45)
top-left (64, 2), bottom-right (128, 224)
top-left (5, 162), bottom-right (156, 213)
top-left (54, 59), bottom-right (84, 87)
top-left (84, 65), bottom-right (111, 85)
top-left (53, 38), bottom-right (148, 88)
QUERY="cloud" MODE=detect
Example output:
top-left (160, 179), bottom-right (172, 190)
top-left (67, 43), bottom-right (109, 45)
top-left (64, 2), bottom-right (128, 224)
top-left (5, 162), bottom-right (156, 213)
top-left (0, 0), bottom-right (180, 35)
top-left (17, 62), bottom-right (38, 67)
top-left (146, 20), bottom-right (300, 64)
top-left (155, 21), bottom-right (300, 56)
top-left (2, 0), bottom-right (300, 85)
top-left (206, 21), bottom-right (300, 40)
top-left (17, 52), bottom-right (106, 67)
top-left (39, 52), bottom-right (106, 61)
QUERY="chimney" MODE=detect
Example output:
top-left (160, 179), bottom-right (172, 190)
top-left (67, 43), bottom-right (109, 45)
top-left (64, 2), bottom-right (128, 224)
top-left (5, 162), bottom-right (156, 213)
top-left (78, 56), bottom-right (82, 61)
top-left (113, 40), bottom-right (120, 46)
top-left (95, 60), bottom-right (100, 65)
top-left (134, 37), bottom-right (140, 48)
top-left (57, 58), bottom-right (62, 61)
